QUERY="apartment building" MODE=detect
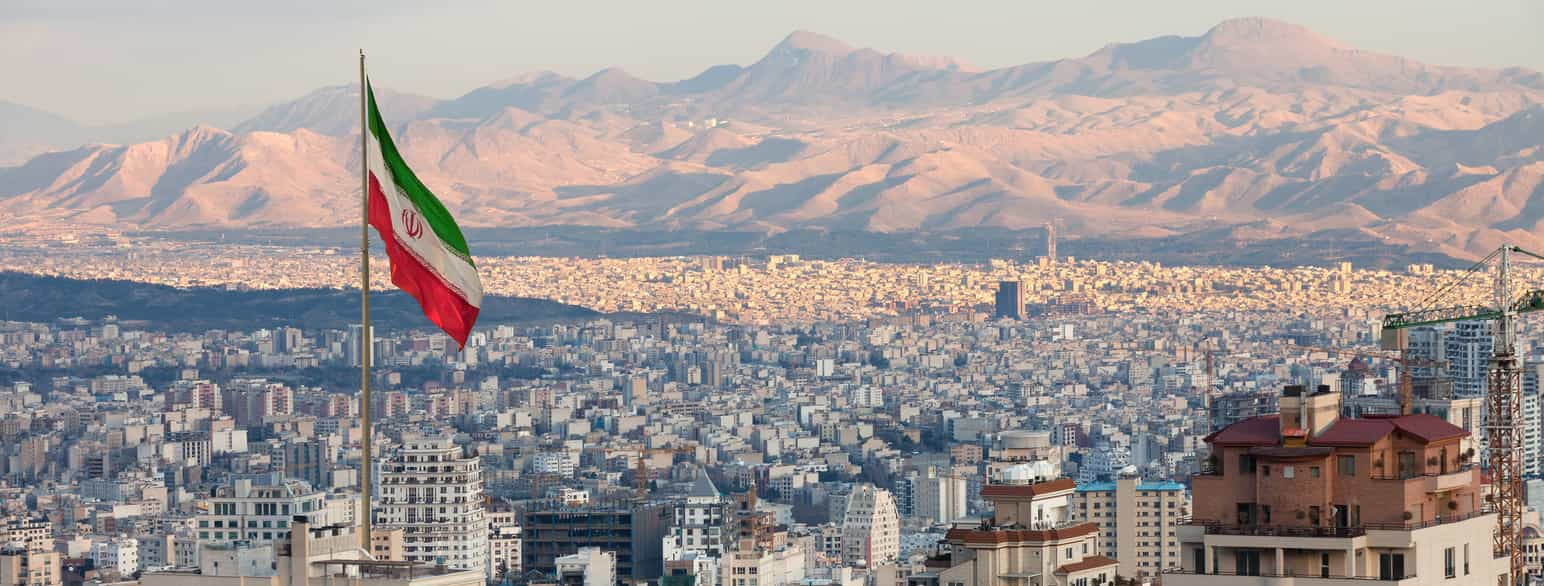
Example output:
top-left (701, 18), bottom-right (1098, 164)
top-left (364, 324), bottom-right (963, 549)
top-left (520, 498), bottom-right (668, 582)
top-left (720, 536), bottom-right (806, 586)
top-left (0, 545), bottom-right (59, 586)
top-left (1074, 475), bottom-right (1188, 578)
top-left (842, 484), bottom-right (900, 568)
top-left (198, 480), bottom-right (327, 546)
top-left (92, 537), bottom-right (139, 577)
top-left (376, 434), bottom-right (488, 576)
top-left (916, 477), bottom-right (1118, 586)
top-left (1170, 384), bottom-right (1508, 584)
top-left (488, 511), bottom-right (521, 581)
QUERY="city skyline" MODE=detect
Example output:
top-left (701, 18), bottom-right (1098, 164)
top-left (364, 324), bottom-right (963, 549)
top-left (6, 2), bottom-right (1544, 584)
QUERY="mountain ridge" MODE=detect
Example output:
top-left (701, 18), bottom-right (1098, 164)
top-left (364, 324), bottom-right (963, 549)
top-left (4, 17), bottom-right (1544, 260)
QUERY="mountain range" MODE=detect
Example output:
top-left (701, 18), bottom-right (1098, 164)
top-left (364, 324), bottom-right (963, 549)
top-left (3, 17), bottom-right (1543, 260)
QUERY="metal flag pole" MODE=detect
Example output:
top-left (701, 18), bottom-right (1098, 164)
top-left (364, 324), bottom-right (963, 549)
top-left (359, 48), bottom-right (375, 548)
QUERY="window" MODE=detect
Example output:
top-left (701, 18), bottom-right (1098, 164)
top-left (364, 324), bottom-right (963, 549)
top-left (1338, 455), bottom-right (1356, 476)
top-left (1066, 547), bottom-right (1073, 560)
top-left (1234, 550), bottom-right (1261, 576)
top-left (1309, 505), bottom-right (1320, 526)
top-left (1238, 455), bottom-right (1256, 473)
top-left (1321, 553), bottom-right (1331, 579)
top-left (1262, 465), bottom-right (1272, 477)
top-left (1261, 505), bottom-right (1272, 524)
top-left (1311, 466), bottom-right (1321, 478)
top-left (1379, 553), bottom-right (1405, 580)
top-left (1445, 547), bottom-right (1455, 578)
top-left (1464, 544), bottom-right (1470, 575)
top-left (1283, 466), bottom-right (1295, 479)
top-left (1399, 451), bottom-right (1417, 479)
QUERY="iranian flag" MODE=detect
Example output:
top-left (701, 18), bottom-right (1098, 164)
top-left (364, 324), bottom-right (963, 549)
top-left (365, 81), bottom-right (482, 348)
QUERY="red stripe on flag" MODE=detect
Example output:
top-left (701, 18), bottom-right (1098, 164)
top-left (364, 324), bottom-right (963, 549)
top-left (368, 173), bottom-right (480, 348)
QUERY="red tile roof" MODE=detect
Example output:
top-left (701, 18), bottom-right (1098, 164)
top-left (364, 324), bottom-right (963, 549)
top-left (1391, 414), bottom-right (1470, 442)
top-left (1310, 418), bottom-right (1394, 446)
top-left (1205, 412), bottom-right (1468, 449)
top-left (1204, 415), bottom-right (1280, 446)
top-left (981, 477), bottom-right (1077, 499)
top-left (1058, 555), bottom-right (1118, 575)
top-left (1309, 414), bottom-right (1468, 446)
top-left (945, 523), bottom-right (1098, 545)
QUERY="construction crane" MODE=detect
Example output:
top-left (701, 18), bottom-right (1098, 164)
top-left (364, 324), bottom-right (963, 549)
top-left (1380, 245), bottom-right (1544, 582)
top-left (1281, 343), bottom-right (1445, 415)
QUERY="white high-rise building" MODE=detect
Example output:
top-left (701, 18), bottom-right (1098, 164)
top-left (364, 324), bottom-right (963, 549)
top-left (841, 484), bottom-right (900, 568)
top-left (911, 468), bottom-right (968, 525)
top-left (197, 479), bottom-right (329, 546)
top-left (92, 537), bottom-right (139, 577)
top-left (664, 473), bottom-right (728, 586)
top-left (555, 548), bottom-right (614, 586)
top-left (1406, 326), bottom-right (1446, 380)
top-left (664, 473), bottom-right (728, 559)
top-left (1522, 363), bottom-right (1544, 477)
top-left (377, 434), bottom-right (488, 577)
top-left (1446, 321), bottom-right (1491, 398)
top-left (488, 511), bottom-right (522, 582)
top-left (531, 449), bottom-right (578, 477)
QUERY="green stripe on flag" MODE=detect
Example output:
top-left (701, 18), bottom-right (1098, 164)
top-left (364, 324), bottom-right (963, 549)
top-left (366, 82), bottom-right (473, 263)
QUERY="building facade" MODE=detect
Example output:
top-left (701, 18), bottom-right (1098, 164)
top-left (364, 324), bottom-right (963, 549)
top-left (841, 484), bottom-right (900, 568)
top-left (995, 282), bottom-right (1025, 321)
top-left (1170, 384), bottom-right (1509, 585)
top-left (917, 477), bottom-right (1118, 586)
top-left (198, 480), bottom-right (327, 546)
top-left (376, 435), bottom-right (488, 576)
top-left (520, 499), bottom-right (668, 582)
top-left (1073, 476), bottom-right (1188, 578)
top-left (663, 473), bottom-right (729, 585)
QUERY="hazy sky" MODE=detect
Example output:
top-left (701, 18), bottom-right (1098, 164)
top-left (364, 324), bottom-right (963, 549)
top-left (4, 0), bottom-right (1542, 124)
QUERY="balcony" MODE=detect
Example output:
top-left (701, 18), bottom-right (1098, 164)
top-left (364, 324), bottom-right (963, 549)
top-left (1193, 522), bottom-right (1365, 539)
top-left (1368, 465), bottom-right (1474, 494)
top-left (1161, 569), bottom-right (1415, 585)
top-left (1361, 509), bottom-right (1492, 531)
top-left (1187, 509), bottom-right (1491, 539)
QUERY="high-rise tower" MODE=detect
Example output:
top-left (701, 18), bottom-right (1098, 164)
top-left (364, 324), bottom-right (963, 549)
top-left (995, 281), bottom-right (1025, 320)
top-left (1045, 222), bottom-right (1057, 264)
top-left (377, 434), bottom-right (488, 576)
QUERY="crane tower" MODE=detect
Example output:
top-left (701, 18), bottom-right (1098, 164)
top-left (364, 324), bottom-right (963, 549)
top-left (1381, 245), bottom-right (1544, 582)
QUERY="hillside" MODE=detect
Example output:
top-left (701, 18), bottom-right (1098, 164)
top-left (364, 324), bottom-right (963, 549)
top-left (0, 272), bottom-right (600, 332)
top-left (3, 18), bottom-right (1544, 259)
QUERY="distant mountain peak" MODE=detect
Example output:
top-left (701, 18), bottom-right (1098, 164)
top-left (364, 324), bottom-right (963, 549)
top-left (490, 70), bottom-right (572, 89)
top-left (773, 30), bottom-right (854, 56)
top-left (583, 67), bottom-right (644, 83)
top-left (1201, 16), bottom-right (1344, 49)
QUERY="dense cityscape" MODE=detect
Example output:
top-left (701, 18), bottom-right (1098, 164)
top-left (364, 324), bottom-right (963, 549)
top-left (8, 225), bottom-right (1544, 586)
top-left (8, 1), bottom-right (1544, 585)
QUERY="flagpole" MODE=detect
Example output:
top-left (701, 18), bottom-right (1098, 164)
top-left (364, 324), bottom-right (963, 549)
top-left (358, 48), bottom-right (375, 549)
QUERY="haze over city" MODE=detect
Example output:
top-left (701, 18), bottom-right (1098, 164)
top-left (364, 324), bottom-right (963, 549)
top-left (3, 3), bottom-right (1544, 586)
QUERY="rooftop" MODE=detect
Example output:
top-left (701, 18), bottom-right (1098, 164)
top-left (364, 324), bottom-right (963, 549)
top-left (1075, 481), bottom-right (1184, 492)
top-left (981, 477), bottom-right (1076, 498)
top-left (1207, 412), bottom-right (1467, 448)
top-left (1057, 555), bottom-right (1118, 574)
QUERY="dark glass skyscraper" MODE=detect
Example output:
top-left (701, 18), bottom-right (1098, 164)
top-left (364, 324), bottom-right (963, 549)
top-left (995, 280), bottom-right (1024, 320)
